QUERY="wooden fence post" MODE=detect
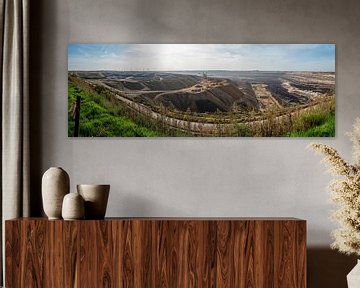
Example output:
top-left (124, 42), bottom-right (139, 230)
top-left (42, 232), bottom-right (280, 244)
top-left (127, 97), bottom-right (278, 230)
top-left (73, 96), bottom-right (81, 137)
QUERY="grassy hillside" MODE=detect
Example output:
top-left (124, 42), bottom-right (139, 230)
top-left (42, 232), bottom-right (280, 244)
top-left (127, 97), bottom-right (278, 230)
top-left (68, 79), bottom-right (163, 137)
top-left (287, 105), bottom-right (335, 137)
top-left (234, 99), bottom-right (335, 137)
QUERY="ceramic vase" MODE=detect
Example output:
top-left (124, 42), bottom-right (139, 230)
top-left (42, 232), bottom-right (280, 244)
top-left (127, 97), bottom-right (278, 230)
top-left (42, 167), bottom-right (70, 219)
top-left (347, 259), bottom-right (360, 288)
top-left (77, 184), bottom-right (110, 219)
top-left (62, 192), bottom-right (85, 220)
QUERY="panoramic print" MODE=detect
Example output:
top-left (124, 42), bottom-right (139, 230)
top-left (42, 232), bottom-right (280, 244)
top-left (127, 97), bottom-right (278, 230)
top-left (68, 44), bottom-right (335, 137)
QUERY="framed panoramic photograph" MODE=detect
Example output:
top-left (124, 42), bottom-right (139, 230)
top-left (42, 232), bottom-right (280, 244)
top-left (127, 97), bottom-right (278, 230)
top-left (68, 44), bottom-right (335, 137)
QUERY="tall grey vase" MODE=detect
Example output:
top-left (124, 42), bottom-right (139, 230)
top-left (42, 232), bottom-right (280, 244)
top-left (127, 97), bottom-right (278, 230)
top-left (42, 167), bottom-right (70, 219)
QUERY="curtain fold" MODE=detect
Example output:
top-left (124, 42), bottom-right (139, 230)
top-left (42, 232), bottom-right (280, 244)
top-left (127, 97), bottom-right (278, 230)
top-left (0, 0), bottom-right (30, 284)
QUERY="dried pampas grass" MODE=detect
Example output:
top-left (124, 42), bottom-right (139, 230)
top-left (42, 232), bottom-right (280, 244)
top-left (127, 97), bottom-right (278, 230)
top-left (309, 118), bottom-right (360, 256)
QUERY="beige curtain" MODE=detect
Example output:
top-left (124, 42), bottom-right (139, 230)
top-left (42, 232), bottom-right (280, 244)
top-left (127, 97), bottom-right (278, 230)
top-left (0, 0), bottom-right (30, 284)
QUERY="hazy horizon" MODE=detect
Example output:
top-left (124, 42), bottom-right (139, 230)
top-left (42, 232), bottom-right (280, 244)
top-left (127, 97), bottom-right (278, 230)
top-left (69, 69), bottom-right (335, 72)
top-left (68, 44), bottom-right (335, 72)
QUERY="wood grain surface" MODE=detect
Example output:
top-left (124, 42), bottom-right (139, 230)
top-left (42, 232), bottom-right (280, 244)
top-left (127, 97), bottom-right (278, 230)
top-left (5, 218), bottom-right (306, 287)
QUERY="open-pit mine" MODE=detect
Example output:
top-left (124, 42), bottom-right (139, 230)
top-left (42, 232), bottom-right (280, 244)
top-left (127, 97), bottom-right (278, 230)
top-left (68, 70), bottom-right (335, 137)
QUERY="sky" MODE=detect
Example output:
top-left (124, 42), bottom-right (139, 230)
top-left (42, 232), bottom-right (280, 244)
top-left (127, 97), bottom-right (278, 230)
top-left (68, 44), bottom-right (335, 72)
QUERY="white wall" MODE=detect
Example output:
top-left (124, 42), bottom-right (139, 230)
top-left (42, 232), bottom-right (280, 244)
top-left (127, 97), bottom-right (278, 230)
top-left (32, 0), bottom-right (360, 247)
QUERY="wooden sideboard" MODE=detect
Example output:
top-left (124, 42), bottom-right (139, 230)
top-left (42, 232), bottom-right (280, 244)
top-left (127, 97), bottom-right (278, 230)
top-left (5, 217), bottom-right (306, 287)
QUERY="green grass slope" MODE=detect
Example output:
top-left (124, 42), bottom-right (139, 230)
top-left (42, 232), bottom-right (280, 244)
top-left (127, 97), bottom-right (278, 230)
top-left (68, 80), bottom-right (162, 137)
top-left (287, 102), bottom-right (335, 137)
